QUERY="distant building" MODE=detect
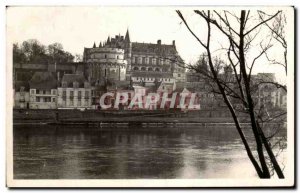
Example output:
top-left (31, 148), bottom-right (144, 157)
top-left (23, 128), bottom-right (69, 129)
top-left (57, 73), bottom-right (92, 109)
top-left (29, 72), bottom-right (57, 109)
top-left (14, 81), bottom-right (30, 109)
top-left (83, 30), bottom-right (186, 85)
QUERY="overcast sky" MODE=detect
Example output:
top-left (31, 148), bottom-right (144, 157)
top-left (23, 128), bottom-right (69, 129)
top-left (7, 6), bottom-right (293, 82)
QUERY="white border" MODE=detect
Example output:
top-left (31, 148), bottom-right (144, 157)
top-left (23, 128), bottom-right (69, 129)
top-left (3, 3), bottom-right (297, 189)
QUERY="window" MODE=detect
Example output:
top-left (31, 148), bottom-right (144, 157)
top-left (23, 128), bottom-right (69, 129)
top-left (78, 99), bottom-right (81, 106)
top-left (36, 97), bottom-right (40, 102)
top-left (85, 91), bottom-right (89, 98)
top-left (104, 54), bottom-right (107, 59)
top-left (70, 91), bottom-right (74, 98)
top-left (178, 74), bottom-right (181, 77)
top-left (70, 98), bottom-right (73, 106)
top-left (45, 97), bottom-right (51, 102)
top-left (155, 68), bottom-right (160, 72)
top-left (62, 82), bottom-right (67, 88)
top-left (148, 67), bottom-right (153, 71)
top-left (141, 67), bottom-right (146, 71)
top-left (117, 55), bottom-right (119, 59)
top-left (133, 67), bottom-right (139, 71)
top-left (142, 57), bottom-right (145, 64)
top-left (31, 90), bottom-right (35, 94)
top-left (73, 82), bottom-right (79, 88)
top-left (78, 91), bottom-right (82, 98)
top-left (52, 98), bottom-right (56, 102)
top-left (52, 90), bottom-right (56, 95)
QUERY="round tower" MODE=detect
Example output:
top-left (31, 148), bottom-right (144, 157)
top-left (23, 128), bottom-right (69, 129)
top-left (86, 46), bottom-right (127, 82)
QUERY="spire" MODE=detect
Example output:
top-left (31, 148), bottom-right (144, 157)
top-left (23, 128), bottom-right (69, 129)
top-left (93, 42), bottom-right (96, 48)
top-left (99, 42), bottom-right (102, 47)
top-left (107, 36), bottom-right (110, 44)
top-left (125, 29), bottom-right (130, 42)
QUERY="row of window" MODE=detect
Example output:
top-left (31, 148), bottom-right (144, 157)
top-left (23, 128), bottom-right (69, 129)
top-left (91, 54), bottom-right (122, 60)
top-left (61, 82), bottom-right (90, 88)
top-left (31, 90), bottom-right (56, 95)
top-left (62, 90), bottom-right (90, 97)
top-left (134, 77), bottom-right (172, 82)
top-left (62, 98), bottom-right (89, 106)
top-left (35, 97), bottom-right (55, 103)
top-left (132, 56), bottom-right (170, 65)
top-left (132, 67), bottom-right (162, 72)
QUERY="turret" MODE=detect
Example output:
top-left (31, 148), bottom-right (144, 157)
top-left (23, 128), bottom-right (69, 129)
top-left (124, 29), bottom-right (132, 61)
top-left (125, 29), bottom-right (130, 43)
top-left (93, 42), bottom-right (96, 48)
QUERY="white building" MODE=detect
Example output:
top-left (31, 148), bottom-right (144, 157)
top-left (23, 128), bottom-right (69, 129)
top-left (57, 73), bottom-right (92, 109)
top-left (29, 72), bottom-right (57, 109)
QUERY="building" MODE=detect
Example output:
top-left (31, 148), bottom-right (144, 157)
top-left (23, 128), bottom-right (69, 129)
top-left (83, 30), bottom-right (186, 85)
top-left (29, 72), bottom-right (58, 109)
top-left (14, 81), bottom-right (30, 109)
top-left (57, 73), bottom-right (92, 109)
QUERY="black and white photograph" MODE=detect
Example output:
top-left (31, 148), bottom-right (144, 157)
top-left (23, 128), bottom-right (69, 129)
top-left (6, 6), bottom-right (295, 187)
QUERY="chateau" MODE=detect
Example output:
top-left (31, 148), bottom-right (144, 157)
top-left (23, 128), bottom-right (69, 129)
top-left (83, 30), bottom-right (186, 86)
top-left (13, 30), bottom-right (286, 110)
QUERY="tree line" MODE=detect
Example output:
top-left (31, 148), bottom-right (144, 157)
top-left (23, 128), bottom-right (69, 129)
top-left (13, 39), bottom-right (76, 64)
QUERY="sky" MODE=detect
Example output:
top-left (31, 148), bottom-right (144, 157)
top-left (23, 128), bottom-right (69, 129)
top-left (6, 6), bottom-right (293, 82)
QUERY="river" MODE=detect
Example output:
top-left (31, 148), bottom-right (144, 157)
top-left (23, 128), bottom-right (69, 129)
top-left (13, 124), bottom-right (286, 179)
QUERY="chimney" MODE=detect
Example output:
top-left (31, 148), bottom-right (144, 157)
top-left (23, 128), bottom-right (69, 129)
top-left (157, 40), bottom-right (161, 45)
top-left (172, 40), bottom-right (175, 46)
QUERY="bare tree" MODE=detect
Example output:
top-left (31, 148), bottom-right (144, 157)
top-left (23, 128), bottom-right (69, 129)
top-left (176, 9), bottom-right (287, 178)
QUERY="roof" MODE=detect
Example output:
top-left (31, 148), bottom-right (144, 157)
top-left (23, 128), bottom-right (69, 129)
top-left (14, 81), bottom-right (30, 91)
top-left (61, 73), bottom-right (87, 87)
top-left (131, 71), bottom-right (173, 78)
top-left (29, 71), bottom-right (57, 89)
top-left (132, 42), bottom-right (177, 56)
top-left (107, 80), bottom-right (132, 90)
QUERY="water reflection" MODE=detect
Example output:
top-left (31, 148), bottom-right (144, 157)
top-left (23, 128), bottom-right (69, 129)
top-left (13, 125), bottom-right (286, 179)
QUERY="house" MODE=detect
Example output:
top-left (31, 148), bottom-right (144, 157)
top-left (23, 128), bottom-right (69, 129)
top-left (29, 72), bottom-right (57, 109)
top-left (14, 81), bottom-right (30, 109)
top-left (57, 73), bottom-right (92, 109)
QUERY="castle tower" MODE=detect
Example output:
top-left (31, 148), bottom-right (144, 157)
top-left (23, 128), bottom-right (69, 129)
top-left (84, 44), bottom-right (127, 82)
top-left (124, 29), bottom-right (132, 61)
top-left (124, 29), bottom-right (132, 80)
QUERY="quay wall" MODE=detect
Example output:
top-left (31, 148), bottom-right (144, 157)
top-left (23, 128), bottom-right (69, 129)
top-left (13, 109), bottom-right (285, 124)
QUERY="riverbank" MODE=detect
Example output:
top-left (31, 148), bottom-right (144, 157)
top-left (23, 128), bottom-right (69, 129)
top-left (13, 108), bottom-right (285, 126)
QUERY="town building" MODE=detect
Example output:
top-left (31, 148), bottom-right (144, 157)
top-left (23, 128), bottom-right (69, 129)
top-left (14, 81), bottom-right (30, 109)
top-left (57, 73), bottom-right (92, 109)
top-left (28, 72), bottom-right (58, 109)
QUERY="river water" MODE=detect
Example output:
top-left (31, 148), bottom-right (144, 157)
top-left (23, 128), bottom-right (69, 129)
top-left (13, 124), bottom-right (286, 179)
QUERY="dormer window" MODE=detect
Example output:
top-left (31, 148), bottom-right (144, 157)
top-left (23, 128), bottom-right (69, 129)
top-left (84, 82), bottom-right (90, 88)
top-left (73, 81), bottom-right (79, 88)
top-left (62, 82), bottom-right (67, 88)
